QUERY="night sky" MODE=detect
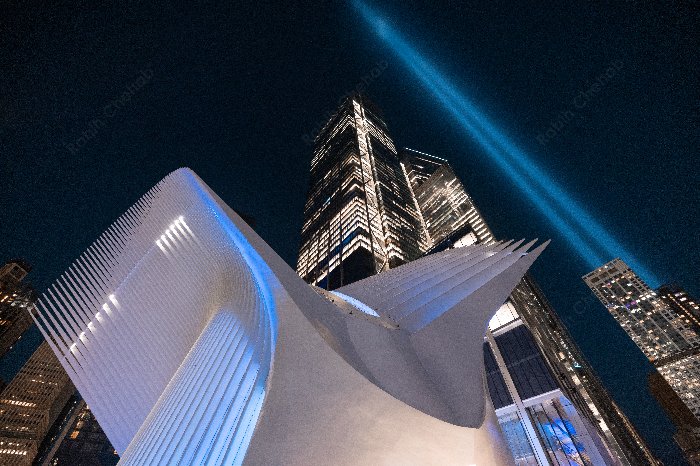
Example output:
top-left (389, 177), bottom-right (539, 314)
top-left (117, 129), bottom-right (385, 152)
top-left (1, 1), bottom-right (698, 463)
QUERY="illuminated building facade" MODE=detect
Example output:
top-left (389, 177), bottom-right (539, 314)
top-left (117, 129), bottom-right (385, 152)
top-left (401, 148), bottom-right (494, 249)
top-left (451, 255), bottom-right (631, 465)
top-left (584, 259), bottom-right (700, 420)
top-left (510, 276), bottom-right (659, 466)
top-left (658, 284), bottom-right (700, 335)
top-left (33, 168), bottom-right (550, 465)
top-left (297, 94), bottom-right (656, 464)
top-left (0, 260), bottom-right (35, 358)
top-left (648, 372), bottom-right (700, 465)
top-left (43, 400), bottom-right (119, 465)
top-left (400, 150), bottom-right (654, 465)
top-left (0, 342), bottom-right (74, 464)
top-left (584, 259), bottom-right (700, 361)
top-left (296, 94), bottom-right (425, 289)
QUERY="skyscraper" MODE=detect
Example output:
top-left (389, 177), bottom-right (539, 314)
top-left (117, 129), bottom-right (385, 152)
top-left (511, 275), bottom-right (660, 466)
top-left (402, 151), bottom-right (654, 465)
top-left (296, 94), bottom-right (425, 289)
top-left (584, 259), bottom-right (700, 361)
top-left (658, 284), bottom-right (700, 335)
top-left (647, 371), bottom-right (700, 464)
top-left (42, 400), bottom-right (119, 465)
top-left (0, 342), bottom-right (75, 464)
top-left (584, 259), bottom-right (700, 421)
top-left (401, 148), bottom-right (494, 249)
top-left (0, 260), bottom-right (35, 358)
top-left (298, 97), bottom-right (655, 465)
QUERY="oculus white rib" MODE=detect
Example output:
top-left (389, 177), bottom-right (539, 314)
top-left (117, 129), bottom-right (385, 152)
top-left (33, 168), bottom-right (547, 465)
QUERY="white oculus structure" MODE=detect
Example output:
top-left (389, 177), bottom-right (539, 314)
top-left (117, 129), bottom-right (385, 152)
top-left (33, 168), bottom-right (549, 465)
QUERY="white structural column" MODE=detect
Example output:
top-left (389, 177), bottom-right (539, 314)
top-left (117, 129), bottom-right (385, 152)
top-left (33, 168), bottom-right (548, 465)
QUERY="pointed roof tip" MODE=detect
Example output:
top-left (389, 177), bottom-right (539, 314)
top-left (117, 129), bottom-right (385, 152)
top-left (526, 239), bottom-right (550, 258)
top-left (505, 238), bottom-right (548, 257)
top-left (507, 238), bottom-right (526, 250)
top-left (517, 238), bottom-right (538, 252)
top-left (167, 167), bottom-right (196, 178)
top-left (487, 240), bottom-right (513, 255)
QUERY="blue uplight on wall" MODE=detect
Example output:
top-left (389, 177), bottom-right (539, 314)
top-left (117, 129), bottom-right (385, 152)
top-left (352, 0), bottom-right (660, 287)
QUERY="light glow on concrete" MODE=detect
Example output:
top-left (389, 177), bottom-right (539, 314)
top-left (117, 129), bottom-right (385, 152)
top-left (33, 168), bottom-right (546, 465)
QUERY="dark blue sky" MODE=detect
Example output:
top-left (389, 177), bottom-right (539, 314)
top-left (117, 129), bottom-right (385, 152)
top-left (1, 1), bottom-right (697, 463)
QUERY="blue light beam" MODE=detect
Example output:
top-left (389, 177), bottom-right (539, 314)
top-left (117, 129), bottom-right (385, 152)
top-left (353, 0), bottom-right (660, 286)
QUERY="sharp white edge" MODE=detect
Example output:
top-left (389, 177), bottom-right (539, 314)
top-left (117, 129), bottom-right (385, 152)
top-left (36, 169), bottom-right (276, 460)
top-left (36, 167), bottom-right (544, 465)
top-left (336, 238), bottom-right (549, 332)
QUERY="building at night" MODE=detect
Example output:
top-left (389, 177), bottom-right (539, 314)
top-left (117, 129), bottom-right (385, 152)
top-left (658, 283), bottom-right (700, 335)
top-left (296, 94), bottom-right (425, 290)
top-left (401, 148), bottom-right (494, 249)
top-left (0, 260), bottom-right (35, 359)
top-left (584, 259), bottom-right (700, 421)
top-left (648, 371), bottom-right (700, 465)
top-left (0, 259), bottom-right (116, 465)
top-left (0, 342), bottom-right (75, 464)
top-left (297, 97), bottom-right (655, 465)
top-left (32, 168), bottom-right (549, 465)
top-left (407, 153), bottom-right (654, 466)
top-left (40, 399), bottom-right (119, 465)
top-left (510, 276), bottom-right (660, 466)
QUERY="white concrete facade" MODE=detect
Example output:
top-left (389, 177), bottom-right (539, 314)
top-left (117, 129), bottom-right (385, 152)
top-left (33, 168), bottom-right (547, 465)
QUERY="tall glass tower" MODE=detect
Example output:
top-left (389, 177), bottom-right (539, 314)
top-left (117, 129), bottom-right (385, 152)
top-left (401, 148), bottom-right (494, 249)
top-left (298, 98), bottom-right (658, 465)
top-left (584, 260), bottom-right (700, 420)
top-left (401, 150), bottom-right (657, 466)
top-left (0, 342), bottom-right (75, 463)
top-left (296, 94), bottom-right (424, 289)
top-left (0, 260), bottom-right (35, 359)
top-left (510, 276), bottom-right (660, 466)
top-left (657, 284), bottom-right (700, 336)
